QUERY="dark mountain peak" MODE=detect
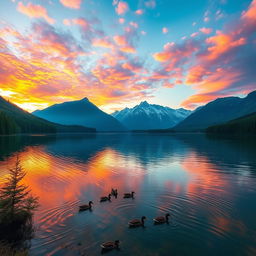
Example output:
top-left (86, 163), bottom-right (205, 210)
top-left (80, 97), bottom-right (90, 102)
top-left (33, 97), bottom-right (125, 131)
top-left (139, 101), bottom-right (150, 107)
top-left (174, 90), bottom-right (256, 131)
top-left (210, 96), bottom-right (237, 104)
top-left (246, 90), bottom-right (256, 99)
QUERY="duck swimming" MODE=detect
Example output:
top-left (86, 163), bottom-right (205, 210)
top-left (128, 216), bottom-right (146, 227)
top-left (79, 201), bottom-right (93, 211)
top-left (123, 191), bottom-right (135, 198)
top-left (100, 240), bottom-right (120, 250)
top-left (111, 188), bottom-right (118, 197)
top-left (153, 213), bottom-right (170, 224)
top-left (100, 194), bottom-right (111, 202)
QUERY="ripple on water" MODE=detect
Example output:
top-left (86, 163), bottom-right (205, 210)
top-left (0, 134), bottom-right (255, 256)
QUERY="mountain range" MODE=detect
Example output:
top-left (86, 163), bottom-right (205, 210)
top-left (33, 98), bottom-right (125, 132)
top-left (0, 96), bottom-right (95, 135)
top-left (112, 101), bottom-right (192, 130)
top-left (173, 91), bottom-right (256, 132)
top-left (1, 90), bottom-right (256, 134)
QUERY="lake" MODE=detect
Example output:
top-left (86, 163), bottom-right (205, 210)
top-left (0, 133), bottom-right (256, 256)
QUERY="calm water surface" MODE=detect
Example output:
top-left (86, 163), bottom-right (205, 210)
top-left (0, 134), bottom-right (256, 256)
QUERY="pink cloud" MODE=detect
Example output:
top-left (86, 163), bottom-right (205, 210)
top-left (115, 1), bottom-right (129, 15)
top-left (191, 32), bottom-right (199, 37)
top-left (199, 27), bottom-right (212, 34)
top-left (162, 27), bottom-right (168, 34)
top-left (163, 82), bottom-right (175, 88)
top-left (119, 18), bottom-right (125, 24)
top-left (130, 22), bottom-right (138, 28)
top-left (0, 22), bottom-right (152, 111)
top-left (204, 17), bottom-right (210, 22)
top-left (60, 0), bottom-right (82, 9)
top-left (135, 9), bottom-right (144, 15)
top-left (181, 1), bottom-right (256, 107)
top-left (63, 18), bottom-right (89, 29)
top-left (17, 2), bottom-right (55, 24)
top-left (153, 0), bottom-right (255, 108)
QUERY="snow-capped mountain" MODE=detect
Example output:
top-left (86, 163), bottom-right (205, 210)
top-left (111, 101), bottom-right (192, 130)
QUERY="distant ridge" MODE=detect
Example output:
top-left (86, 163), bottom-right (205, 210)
top-left (173, 90), bottom-right (256, 132)
top-left (0, 96), bottom-right (95, 135)
top-left (112, 101), bottom-right (191, 130)
top-left (206, 112), bottom-right (256, 134)
top-left (33, 97), bottom-right (125, 132)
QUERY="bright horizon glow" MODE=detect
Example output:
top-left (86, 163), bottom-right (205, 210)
top-left (0, 0), bottom-right (255, 113)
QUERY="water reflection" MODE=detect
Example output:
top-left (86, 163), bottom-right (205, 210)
top-left (0, 134), bottom-right (256, 256)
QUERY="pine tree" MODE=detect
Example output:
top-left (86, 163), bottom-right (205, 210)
top-left (0, 157), bottom-right (39, 244)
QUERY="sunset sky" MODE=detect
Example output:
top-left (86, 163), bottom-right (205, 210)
top-left (0, 0), bottom-right (255, 113)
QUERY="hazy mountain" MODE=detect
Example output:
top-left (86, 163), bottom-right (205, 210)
top-left (33, 97), bottom-right (125, 131)
top-left (174, 90), bottom-right (256, 131)
top-left (0, 96), bottom-right (95, 134)
top-left (112, 101), bottom-right (191, 130)
top-left (206, 112), bottom-right (256, 134)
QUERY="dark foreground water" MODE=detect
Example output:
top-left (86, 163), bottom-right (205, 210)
top-left (0, 133), bottom-right (256, 256)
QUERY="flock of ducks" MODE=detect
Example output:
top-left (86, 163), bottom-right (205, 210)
top-left (79, 189), bottom-right (170, 252)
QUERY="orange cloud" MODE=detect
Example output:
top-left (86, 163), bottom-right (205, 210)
top-left (153, 41), bottom-right (198, 64)
top-left (186, 66), bottom-right (209, 84)
top-left (122, 62), bottom-right (142, 72)
top-left (60, 0), bottom-right (82, 9)
top-left (0, 21), bottom-right (151, 112)
top-left (92, 38), bottom-right (114, 48)
top-left (120, 46), bottom-right (136, 53)
top-left (241, 0), bottom-right (256, 21)
top-left (17, 2), bottom-right (55, 24)
top-left (113, 35), bottom-right (127, 46)
top-left (205, 32), bottom-right (246, 60)
top-left (182, 69), bottom-right (242, 108)
top-left (152, 1), bottom-right (256, 109)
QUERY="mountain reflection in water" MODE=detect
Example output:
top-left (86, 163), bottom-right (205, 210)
top-left (0, 133), bottom-right (255, 256)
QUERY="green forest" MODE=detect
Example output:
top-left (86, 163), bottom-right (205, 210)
top-left (207, 112), bottom-right (256, 134)
top-left (0, 111), bottom-right (19, 135)
top-left (0, 97), bottom-right (95, 135)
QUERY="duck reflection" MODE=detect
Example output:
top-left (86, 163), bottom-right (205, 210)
top-left (0, 133), bottom-right (255, 256)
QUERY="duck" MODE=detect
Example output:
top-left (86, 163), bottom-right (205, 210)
top-left (128, 216), bottom-right (146, 227)
top-left (153, 213), bottom-right (170, 224)
top-left (100, 194), bottom-right (111, 202)
top-left (79, 201), bottom-right (93, 211)
top-left (111, 188), bottom-right (118, 197)
top-left (100, 240), bottom-right (120, 250)
top-left (123, 191), bottom-right (135, 198)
